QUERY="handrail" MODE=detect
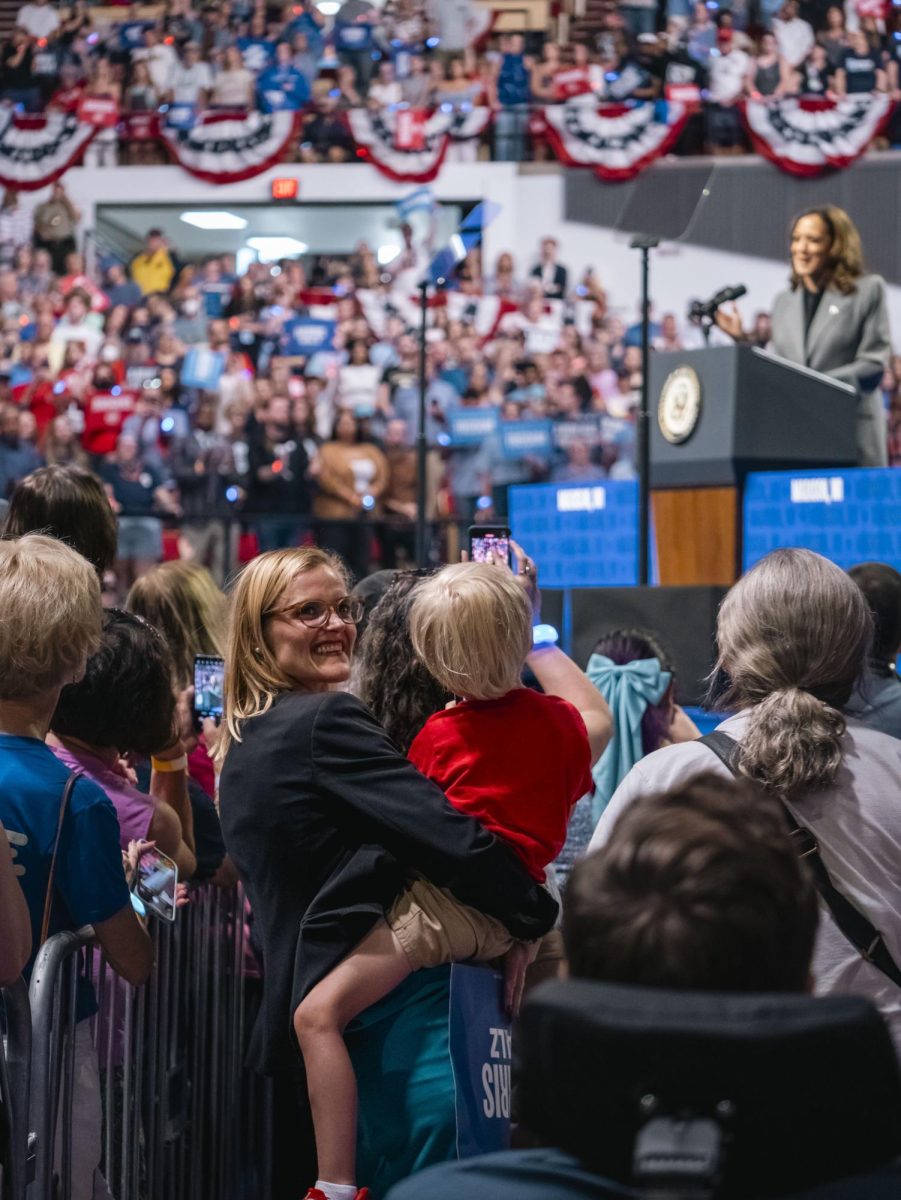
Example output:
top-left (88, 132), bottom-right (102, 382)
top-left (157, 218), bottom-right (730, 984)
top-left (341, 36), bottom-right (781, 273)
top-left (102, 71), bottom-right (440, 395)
top-left (20, 890), bottom-right (269, 1200)
top-left (27, 929), bottom-right (94, 1200)
top-left (0, 979), bottom-right (31, 1200)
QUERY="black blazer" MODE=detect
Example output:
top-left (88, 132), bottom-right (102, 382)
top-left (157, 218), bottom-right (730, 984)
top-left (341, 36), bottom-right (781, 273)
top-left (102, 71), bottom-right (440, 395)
top-left (530, 262), bottom-right (568, 299)
top-left (219, 690), bottom-right (558, 1072)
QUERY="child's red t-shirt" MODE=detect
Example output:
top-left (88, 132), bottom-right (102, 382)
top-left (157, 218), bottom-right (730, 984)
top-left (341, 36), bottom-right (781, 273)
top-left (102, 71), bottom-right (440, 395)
top-left (408, 688), bottom-right (592, 883)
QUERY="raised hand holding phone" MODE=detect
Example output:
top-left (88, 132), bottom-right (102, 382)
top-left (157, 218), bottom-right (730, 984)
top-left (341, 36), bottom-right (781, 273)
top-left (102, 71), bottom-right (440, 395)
top-left (193, 655), bottom-right (225, 721)
top-left (132, 844), bottom-right (179, 923)
top-left (467, 524), bottom-right (511, 567)
top-left (509, 538), bottom-right (540, 620)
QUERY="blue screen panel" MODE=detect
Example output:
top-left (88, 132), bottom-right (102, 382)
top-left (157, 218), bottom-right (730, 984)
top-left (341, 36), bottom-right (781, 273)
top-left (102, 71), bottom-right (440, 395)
top-left (509, 480), bottom-right (639, 588)
top-left (743, 468), bottom-right (901, 573)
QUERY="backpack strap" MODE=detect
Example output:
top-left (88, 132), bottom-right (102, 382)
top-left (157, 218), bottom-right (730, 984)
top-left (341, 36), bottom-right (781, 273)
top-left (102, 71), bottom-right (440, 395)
top-left (39, 771), bottom-right (81, 947)
top-left (699, 733), bottom-right (901, 991)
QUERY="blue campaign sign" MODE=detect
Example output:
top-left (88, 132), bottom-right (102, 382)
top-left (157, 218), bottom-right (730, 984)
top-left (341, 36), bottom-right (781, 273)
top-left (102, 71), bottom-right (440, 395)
top-left (119, 21), bottom-right (151, 49)
top-left (500, 419), bottom-right (553, 461)
top-left (283, 318), bottom-right (336, 356)
top-left (743, 468), bottom-right (901, 573)
top-left (510, 479), bottom-right (639, 588)
top-left (165, 103), bottom-right (196, 130)
top-left (448, 964), bottom-right (510, 1159)
top-left (447, 407), bottom-right (499, 446)
top-left (180, 348), bottom-right (225, 391)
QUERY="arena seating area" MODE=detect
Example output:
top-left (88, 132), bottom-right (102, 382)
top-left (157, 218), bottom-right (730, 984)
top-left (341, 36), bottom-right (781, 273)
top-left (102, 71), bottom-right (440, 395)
top-left (2, 0), bottom-right (900, 169)
top-left (2, 7), bottom-right (901, 1200)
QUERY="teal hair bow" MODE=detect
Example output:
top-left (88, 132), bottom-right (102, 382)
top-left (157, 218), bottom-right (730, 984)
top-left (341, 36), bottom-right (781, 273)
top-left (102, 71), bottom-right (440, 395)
top-left (585, 653), bottom-right (672, 823)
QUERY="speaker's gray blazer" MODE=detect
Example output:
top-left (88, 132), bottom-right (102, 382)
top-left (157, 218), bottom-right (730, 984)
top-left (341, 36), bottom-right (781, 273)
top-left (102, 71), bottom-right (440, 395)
top-left (770, 274), bottom-right (891, 467)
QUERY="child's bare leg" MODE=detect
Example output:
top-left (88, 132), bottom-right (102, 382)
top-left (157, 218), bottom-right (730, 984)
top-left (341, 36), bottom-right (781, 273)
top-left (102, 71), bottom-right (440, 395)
top-left (293, 919), bottom-right (412, 1186)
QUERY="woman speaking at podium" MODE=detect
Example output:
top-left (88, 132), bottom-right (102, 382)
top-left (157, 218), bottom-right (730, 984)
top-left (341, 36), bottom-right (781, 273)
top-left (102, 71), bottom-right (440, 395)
top-left (716, 205), bottom-right (891, 467)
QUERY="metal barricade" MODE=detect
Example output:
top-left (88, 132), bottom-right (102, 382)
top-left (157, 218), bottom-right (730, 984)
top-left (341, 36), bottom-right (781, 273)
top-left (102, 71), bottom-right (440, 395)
top-left (0, 979), bottom-right (31, 1200)
top-left (26, 885), bottom-right (272, 1200)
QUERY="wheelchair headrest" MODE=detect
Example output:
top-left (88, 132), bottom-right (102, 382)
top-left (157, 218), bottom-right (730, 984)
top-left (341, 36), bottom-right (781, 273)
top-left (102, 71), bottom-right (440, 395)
top-left (517, 980), bottom-right (901, 1198)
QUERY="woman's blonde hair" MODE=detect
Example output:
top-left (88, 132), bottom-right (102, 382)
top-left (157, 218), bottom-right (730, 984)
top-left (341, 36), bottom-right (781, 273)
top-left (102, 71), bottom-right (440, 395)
top-left (409, 563), bottom-right (532, 701)
top-left (127, 561), bottom-right (228, 687)
top-left (0, 533), bottom-right (101, 700)
top-left (789, 205), bottom-right (864, 295)
top-left (217, 547), bottom-right (348, 765)
top-left (714, 548), bottom-right (871, 798)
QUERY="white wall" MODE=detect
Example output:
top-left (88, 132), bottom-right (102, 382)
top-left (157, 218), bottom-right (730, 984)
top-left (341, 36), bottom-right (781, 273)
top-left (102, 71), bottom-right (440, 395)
top-left (504, 168), bottom-right (901, 335)
top-left (40, 160), bottom-right (901, 337)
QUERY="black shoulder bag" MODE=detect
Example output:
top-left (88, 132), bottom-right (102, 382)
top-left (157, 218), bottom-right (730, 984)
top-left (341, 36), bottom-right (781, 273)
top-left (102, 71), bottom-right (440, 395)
top-left (701, 731), bottom-right (901, 990)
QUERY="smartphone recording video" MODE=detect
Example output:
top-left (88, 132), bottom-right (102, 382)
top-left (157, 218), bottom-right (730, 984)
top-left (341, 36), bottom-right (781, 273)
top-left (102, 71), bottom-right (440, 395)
top-left (468, 526), bottom-right (512, 566)
top-left (193, 655), bottom-right (225, 719)
top-left (133, 846), bottom-right (178, 923)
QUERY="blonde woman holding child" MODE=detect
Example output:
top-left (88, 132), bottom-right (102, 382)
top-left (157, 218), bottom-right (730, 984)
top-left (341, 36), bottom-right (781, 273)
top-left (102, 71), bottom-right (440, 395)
top-left (217, 543), bottom-right (610, 1200)
top-left (292, 550), bottom-right (610, 1200)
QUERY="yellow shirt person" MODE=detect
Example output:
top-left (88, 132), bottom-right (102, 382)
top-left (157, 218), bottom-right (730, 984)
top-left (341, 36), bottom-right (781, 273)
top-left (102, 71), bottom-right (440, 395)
top-left (130, 230), bottom-right (176, 295)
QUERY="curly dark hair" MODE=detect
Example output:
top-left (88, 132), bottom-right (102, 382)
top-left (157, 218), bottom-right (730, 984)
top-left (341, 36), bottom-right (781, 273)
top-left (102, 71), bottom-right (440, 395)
top-left (51, 608), bottom-right (176, 756)
top-left (352, 570), bottom-right (450, 754)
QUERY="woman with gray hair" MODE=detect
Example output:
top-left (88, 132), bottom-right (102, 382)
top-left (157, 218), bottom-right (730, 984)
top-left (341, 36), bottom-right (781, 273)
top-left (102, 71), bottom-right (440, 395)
top-left (589, 547), bottom-right (901, 1050)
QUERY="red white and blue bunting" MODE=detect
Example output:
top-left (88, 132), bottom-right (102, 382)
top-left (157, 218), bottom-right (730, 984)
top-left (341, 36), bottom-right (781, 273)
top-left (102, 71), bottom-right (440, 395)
top-left (159, 108), bottom-right (299, 184)
top-left (345, 106), bottom-right (492, 183)
top-left (0, 96), bottom-right (893, 192)
top-left (537, 99), bottom-right (690, 182)
top-left (0, 109), bottom-right (97, 191)
top-left (741, 94), bottom-right (892, 177)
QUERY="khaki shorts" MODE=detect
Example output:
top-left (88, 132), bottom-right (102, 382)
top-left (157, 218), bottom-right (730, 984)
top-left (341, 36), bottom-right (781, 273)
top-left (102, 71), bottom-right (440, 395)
top-left (388, 876), bottom-right (515, 972)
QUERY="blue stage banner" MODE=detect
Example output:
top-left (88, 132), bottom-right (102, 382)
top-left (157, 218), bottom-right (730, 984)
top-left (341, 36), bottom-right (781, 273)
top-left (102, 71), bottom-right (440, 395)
top-left (509, 479), bottom-right (639, 588)
top-left (743, 468), bottom-right (901, 572)
top-left (283, 318), bottom-right (336, 356)
top-left (500, 419), bottom-right (553, 460)
top-left (447, 407), bottom-right (500, 446)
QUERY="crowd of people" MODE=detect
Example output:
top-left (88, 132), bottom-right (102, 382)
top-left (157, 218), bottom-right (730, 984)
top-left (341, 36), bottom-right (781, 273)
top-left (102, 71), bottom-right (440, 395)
top-left (1, 190), bottom-right (901, 587)
top-left (1, 0), bottom-right (900, 168)
top-left (3, 452), bottom-right (901, 1197)
top-left (0, 190), bottom-right (723, 592)
top-left (1, 185), bottom-right (901, 591)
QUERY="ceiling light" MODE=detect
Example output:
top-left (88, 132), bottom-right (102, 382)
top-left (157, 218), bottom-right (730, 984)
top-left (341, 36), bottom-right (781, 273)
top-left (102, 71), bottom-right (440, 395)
top-left (246, 236), bottom-right (308, 262)
top-left (180, 210), bottom-right (248, 231)
top-left (317, 1), bottom-right (340, 13)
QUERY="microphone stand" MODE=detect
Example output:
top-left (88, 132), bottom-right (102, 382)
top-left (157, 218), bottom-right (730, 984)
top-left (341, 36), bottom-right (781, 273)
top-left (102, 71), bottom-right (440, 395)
top-left (415, 279), bottom-right (430, 567)
top-left (630, 233), bottom-right (659, 588)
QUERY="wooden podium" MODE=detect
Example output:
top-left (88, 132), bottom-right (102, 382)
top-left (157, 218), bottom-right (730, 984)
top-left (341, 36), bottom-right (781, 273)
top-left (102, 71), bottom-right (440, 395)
top-left (649, 346), bottom-right (858, 586)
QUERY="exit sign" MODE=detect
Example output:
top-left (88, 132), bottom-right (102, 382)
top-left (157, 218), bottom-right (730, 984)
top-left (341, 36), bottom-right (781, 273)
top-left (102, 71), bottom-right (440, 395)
top-left (271, 178), bottom-right (298, 201)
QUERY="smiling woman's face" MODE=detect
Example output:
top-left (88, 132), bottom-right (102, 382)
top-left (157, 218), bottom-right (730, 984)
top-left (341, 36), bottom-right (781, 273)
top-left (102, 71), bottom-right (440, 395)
top-left (264, 566), bottom-right (357, 692)
top-left (790, 214), bottom-right (831, 289)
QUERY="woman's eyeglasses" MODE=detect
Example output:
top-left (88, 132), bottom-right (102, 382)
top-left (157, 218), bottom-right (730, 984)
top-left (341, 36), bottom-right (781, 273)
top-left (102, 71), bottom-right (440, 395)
top-left (267, 596), bottom-right (365, 629)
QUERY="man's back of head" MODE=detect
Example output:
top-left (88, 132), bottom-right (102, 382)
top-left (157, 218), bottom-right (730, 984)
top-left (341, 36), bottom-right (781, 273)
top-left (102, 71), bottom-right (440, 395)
top-left (563, 774), bottom-right (818, 994)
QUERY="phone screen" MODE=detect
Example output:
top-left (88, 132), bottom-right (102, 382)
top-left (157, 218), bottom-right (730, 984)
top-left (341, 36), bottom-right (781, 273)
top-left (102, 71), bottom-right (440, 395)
top-left (133, 847), bottom-right (178, 923)
top-left (194, 655), bottom-right (225, 719)
top-left (468, 526), bottom-right (511, 566)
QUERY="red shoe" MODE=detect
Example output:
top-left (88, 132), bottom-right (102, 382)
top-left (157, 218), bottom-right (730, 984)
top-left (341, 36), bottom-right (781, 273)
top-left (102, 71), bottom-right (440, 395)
top-left (302, 1190), bottom-right (370, 1200)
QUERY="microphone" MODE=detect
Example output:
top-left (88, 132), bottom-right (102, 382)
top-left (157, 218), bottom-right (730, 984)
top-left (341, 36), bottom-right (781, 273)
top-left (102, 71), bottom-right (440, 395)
top-left (689, 285), bottom-right (747, 320)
